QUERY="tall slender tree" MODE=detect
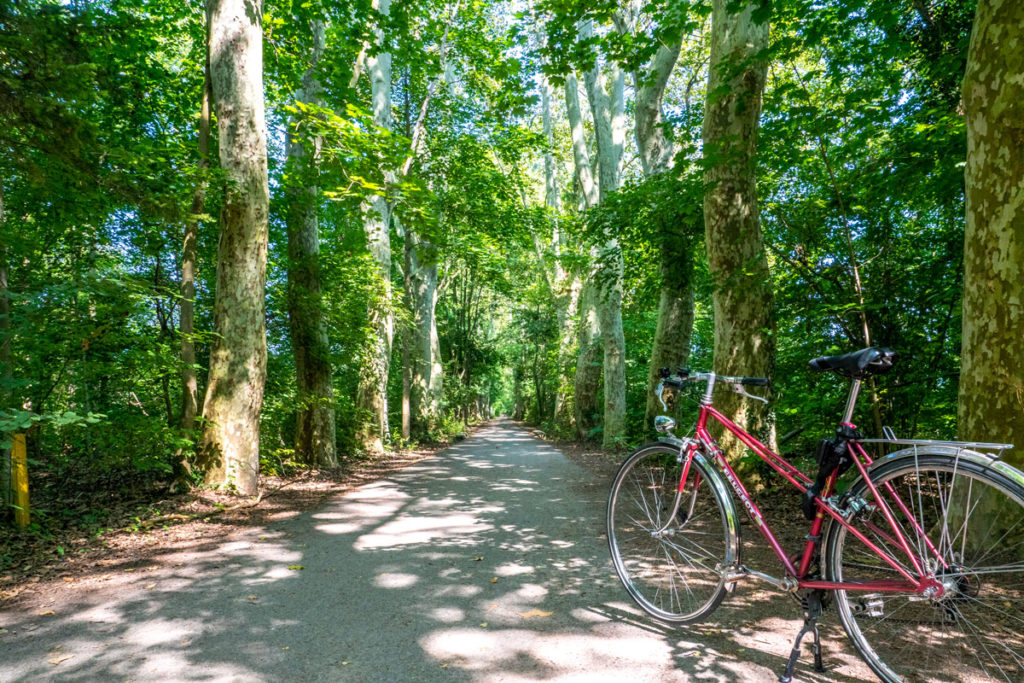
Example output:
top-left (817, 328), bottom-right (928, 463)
top-left (180, 22), bottom-right (211, 441)
top-left (286, 19), bottom-right (336, 467)
top-left (702, 0), bottom-right (775, 459)
top-left (539, 69), bottom-right (579, 431)
top-left (612, 6), bottom-right (700, 429)
top-left (355, 0), bottom-right (395, 453)
top-left (405, 230), bottom-right (443, 435)
top-left (959, 0), bottom-right (1024, 463)
top-left (0, 180), bottom-right (10, 512)
top-left (197, 0), bottom-right (270, 495)
top-left (564, 71), bottom-right (602, 440)
top-left (577, 18), bottom-right (628, 448)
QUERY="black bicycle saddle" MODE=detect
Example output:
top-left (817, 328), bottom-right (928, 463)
top-left (808, 347), bottom-right (897, 379)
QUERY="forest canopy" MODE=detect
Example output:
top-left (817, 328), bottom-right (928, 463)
top-left (1, 0), bottom-right (1021, 518)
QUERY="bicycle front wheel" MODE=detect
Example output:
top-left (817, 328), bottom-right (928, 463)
top-left (826, 452), bottom-right (1024, 682)
top-left (607, 442), bottom-right (739, 624)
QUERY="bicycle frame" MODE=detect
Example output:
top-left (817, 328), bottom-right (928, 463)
top-left (679, 401), bottom-right (944, 596)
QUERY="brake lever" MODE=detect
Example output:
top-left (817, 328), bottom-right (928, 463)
top-left (656, 380), bottom-right (668, 411)
top-left (731, 382), bottom-right (768, 404)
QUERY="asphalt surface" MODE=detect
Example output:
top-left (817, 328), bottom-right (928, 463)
top-left (0, 420), bottom-right (872, 682)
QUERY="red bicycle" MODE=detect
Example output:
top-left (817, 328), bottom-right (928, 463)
top-left (607, 348), bottom-right (1024, 682)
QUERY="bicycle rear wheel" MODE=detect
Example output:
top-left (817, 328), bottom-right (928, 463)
top-left (607, 442), bottom-right (739, 624)
top-left (826, 452), bottom-right (1024, 682)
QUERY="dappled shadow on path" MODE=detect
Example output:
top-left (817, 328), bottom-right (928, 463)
top-left (0, 420), bottom-right (876, 681)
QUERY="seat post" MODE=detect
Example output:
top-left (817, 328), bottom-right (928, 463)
top-left (842, 379), bottom-right (862, 423)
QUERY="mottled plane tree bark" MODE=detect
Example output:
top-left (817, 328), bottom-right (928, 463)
top-left (285, 19), bottom-right (336, 467)
top-left (702, 0), bottom-right (775, 461)
top-left (564, 71), bottom-right (602, 440)
top-left (580, 18), bottom-right (628, 448)
top-left (355, 0), bottom-right (395, 453)
top-left (405, 229), bottom-right (443, 436)
top-left (197, 0), bottom-right (270, 495)
top-left (959, 0), bottom-right (1024, 464)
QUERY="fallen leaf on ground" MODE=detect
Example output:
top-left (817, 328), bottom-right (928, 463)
top-left (144, 583), bottom-right (156, 590)
top-left (519, 609), bottom-right (553, 619)
top-left (472, 556), bottom-right (483, 561)
top-left (489, 577), bottom-right (497, 584)
top-left (38, 610), bottom-right (55, 616)
top-left (48, 654), bottom-right (74, 665)
top-left (287, 565), bottom-right (304, 571)
top-left (480, 622), bottom-right (488, 627)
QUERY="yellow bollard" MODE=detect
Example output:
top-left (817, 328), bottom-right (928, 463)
top-left (12, 433), bottom-right (29, 528)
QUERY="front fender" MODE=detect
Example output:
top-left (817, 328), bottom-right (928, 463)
top-left (657, 436), bottom-right (743, 585)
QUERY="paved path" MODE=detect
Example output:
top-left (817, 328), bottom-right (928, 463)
top-left (0, 420), bottom-right (872, 681)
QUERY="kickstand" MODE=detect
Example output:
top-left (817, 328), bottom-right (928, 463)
top-left (779, 591), bottom-right (826, 683)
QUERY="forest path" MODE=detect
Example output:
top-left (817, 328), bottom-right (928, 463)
top-left (0, 420), bottom-right (872, 681)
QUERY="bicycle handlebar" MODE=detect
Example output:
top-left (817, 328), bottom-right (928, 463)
top-left (658, 368), bottom-right (769, 389)
top-left (655, 367), bottom-right (770, 411)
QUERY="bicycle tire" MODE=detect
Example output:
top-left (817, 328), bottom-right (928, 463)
top-left (825, 451), bottom-right (1024, 682)
top-left (607, 442), bottom-right (740, 624)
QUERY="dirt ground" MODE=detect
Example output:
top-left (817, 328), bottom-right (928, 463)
top-left (2, 425), bottom-right (812, 612)
top-left (0, 444), bottom-right (445, 607)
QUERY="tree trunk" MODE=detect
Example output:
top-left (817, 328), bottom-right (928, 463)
top-left (634, 41), bottom-right (680, 176)
top-left (406, 230), bottom-right (442, 436)
top-left (553, 278), bottom-right (581, 430)
top-left (285, 20), bottom-right (336, 467)
top-left (539, 69), bottom-right (576, 431)
top-left (564, 73), bottom-right (599, 210)
top-left (645, 249), bottom-right (695, 430)
top-left (180, 32), bottom-right (211, 439)
top-left (580, 19), bottom-right (628, 448)
top-left (355, 0), bottom-right (394, 454)
top-left (628, 31), bottom-right (695, 432)
top-left (564, 70), bottom-right (603, 440)
top-left (197, 0), bottom-right (270, 496)
top-left (703, 0), bottom-right (775, 462)
top-left (401, 321), bottom-right (411, 441)
top-left (0, 181), bottom-right (11, 515)
top-left (959, 1), bottom-right (1024, 464)
top-left (573, 280), bottom-right (602, 440)
top-left (598, 255), bottom-right (626, 448)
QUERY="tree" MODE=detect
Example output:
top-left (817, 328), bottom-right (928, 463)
top-left (580, 18), bottom-right (628, 448)
top-left (197, 0), bottom-right (270, 495)
top-left (285, 19), bottom-right (336, 467)
top-left (958, 0), bottom-right (1024, 462)
top-left (538, 67), bottom-right (579, 431)
top-left (563, 71), bottom-right (603, 440)
top-left (180, 18), bottom-right (211, 443)
top-left (354, 0), bottom-right (396, 454)
top-left (702, 0), bottom-right (774, 459)
top-left (610, 2), bottom-right (702, 429)
top-left (0, 180), bottom-right (9, 514)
